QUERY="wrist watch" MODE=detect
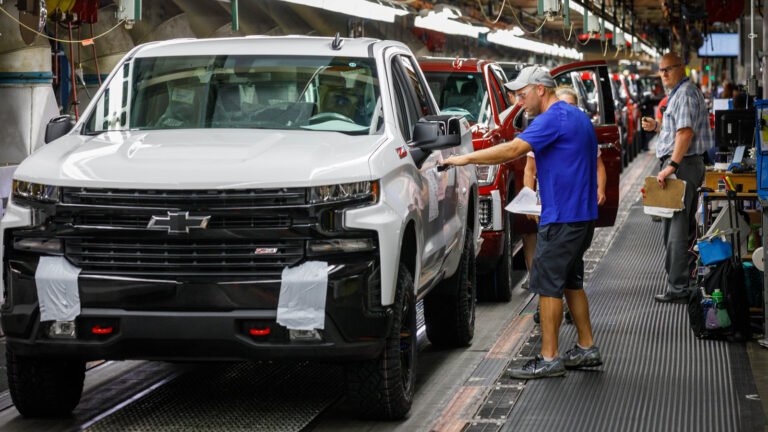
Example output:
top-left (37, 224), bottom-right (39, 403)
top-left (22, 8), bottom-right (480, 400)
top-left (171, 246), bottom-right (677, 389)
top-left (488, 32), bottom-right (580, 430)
top-left (669, 160), bottom-right (679, 171)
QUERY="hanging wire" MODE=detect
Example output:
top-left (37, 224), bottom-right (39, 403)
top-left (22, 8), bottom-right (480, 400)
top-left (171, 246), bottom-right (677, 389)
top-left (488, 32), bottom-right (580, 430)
top-left (577, 32), bottom-right (594, 46)
top-left (0, 5), bottom-right (126, 44)
top-left (602, 37), bottom-right (610, 56)
top-left (475, 0), bottom-right (508, 25)
top-left (507, 7), bottom-right (548, 34)
top-left (562, 21), bottom-right (575, 41)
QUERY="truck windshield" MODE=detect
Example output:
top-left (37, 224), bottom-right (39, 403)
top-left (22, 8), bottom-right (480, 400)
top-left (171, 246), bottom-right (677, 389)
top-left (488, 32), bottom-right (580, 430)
top-left (423, 71), bottom-right (485, 123)
top-left (84, 55), bottom-right (382, 135)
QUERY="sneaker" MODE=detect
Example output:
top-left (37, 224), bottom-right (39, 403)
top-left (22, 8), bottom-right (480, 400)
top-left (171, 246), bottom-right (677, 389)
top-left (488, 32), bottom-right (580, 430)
top-left (508, 355), bottom-right (566, 379)
top-left (563, 345), bottom-right (603, 369)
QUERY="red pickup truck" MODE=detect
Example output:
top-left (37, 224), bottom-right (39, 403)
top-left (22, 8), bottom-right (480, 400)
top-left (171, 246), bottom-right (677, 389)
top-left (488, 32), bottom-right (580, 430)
top-left (421, 58), bottom-right (621, 301)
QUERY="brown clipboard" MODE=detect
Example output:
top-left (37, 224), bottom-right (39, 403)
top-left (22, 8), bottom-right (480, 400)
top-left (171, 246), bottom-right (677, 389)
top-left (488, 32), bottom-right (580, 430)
top-left (642, 177), bottom-right (686, 210)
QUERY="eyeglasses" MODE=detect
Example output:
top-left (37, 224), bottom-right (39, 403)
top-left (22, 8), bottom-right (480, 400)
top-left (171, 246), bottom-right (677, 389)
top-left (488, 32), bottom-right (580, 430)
top-left (515, 87), bottom-right (532, 100)
top-left (659, 64), bottom-right (682, 75)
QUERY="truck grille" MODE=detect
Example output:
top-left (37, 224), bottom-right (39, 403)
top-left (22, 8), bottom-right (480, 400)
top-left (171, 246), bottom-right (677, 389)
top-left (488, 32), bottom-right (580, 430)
top-left (479, 198), bottom-right (492, 230)
top-left (65, 238), bottom-right (304, 277)
top-left (61, 187), bottom-right (307, 209)
top-left (71, 214), bottom-right (292, 230)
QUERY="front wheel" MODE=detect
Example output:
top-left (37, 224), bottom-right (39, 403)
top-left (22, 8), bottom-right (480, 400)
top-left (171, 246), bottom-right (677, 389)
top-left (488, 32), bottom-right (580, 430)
top-left (7, 347), bottom-right (85, 418)
top-left (344, 263), bottom-right (417, 420)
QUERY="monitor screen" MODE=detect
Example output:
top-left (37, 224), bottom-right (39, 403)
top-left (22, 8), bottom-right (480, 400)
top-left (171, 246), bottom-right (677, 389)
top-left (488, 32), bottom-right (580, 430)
top-left (699, 33), bottom-right (739, 57)
top-left (715, 109), bottom-right (755, 148)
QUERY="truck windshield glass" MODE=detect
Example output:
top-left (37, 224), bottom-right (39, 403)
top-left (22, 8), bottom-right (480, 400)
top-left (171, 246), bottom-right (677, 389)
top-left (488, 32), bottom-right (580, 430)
top-left (423, 72), bottom-right (485, 123)
top-left (84, 55), bottom-right (382, 135)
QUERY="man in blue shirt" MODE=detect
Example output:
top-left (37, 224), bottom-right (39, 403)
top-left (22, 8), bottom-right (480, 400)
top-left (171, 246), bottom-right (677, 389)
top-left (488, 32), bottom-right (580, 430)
top-left (442, 66), bottom-right (602, 379)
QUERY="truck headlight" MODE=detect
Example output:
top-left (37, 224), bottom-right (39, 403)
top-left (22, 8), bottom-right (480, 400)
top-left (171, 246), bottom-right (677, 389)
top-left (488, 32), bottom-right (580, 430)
top-left (476, 165), bottom-right (499, 186)
top-left (309, 181), bottom-right (379, 205)
top-left (12, 181), bottom-right (60, 206)
top-left (307, 239), bottom-right (376, 255)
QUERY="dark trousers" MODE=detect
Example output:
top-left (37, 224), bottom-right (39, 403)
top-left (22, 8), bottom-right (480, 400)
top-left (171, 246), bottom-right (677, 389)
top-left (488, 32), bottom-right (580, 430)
top-left (661, 155), bottom-right (705, 295)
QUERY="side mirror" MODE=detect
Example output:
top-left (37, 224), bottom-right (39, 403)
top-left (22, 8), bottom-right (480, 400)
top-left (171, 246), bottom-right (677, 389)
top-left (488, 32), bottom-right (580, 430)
top-left (45, 115), bottom-right (76, 144)
top-left (412, 115), bottom-right (462, 151)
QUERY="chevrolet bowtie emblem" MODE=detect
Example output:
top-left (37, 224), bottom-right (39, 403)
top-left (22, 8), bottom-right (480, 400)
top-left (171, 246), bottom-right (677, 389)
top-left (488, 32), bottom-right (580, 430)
top-left (147, 212), bottom-right (211, 234)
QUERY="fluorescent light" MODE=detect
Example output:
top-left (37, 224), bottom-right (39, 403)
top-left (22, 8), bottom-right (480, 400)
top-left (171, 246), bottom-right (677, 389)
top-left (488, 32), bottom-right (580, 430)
top-left (281, 0), bottom-right (409, 23)
top-left (487, 29), bottom-right (583, 60)
top-left (414, 9), bottom-right (490, 39)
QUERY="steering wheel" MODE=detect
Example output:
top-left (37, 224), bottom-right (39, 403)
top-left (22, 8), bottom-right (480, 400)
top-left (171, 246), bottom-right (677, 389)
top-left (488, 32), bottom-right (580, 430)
top-left (308, 112), bottom-right (356, 125)
top-left (441, 107), bottom-right (475, 122)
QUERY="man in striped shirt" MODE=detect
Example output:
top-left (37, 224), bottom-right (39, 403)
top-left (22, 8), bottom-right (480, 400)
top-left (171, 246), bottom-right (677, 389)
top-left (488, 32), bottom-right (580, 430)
top-left (641, 53), bottom-right (713, 303)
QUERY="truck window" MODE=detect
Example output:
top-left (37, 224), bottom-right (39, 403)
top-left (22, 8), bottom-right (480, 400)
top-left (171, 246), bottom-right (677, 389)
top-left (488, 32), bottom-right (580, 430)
top-left (84, 55), bottom-right (383, 135)
top-left (422, 70), bottom-right (484, 122)
top-left (397, 56), bottom-right (434, 118)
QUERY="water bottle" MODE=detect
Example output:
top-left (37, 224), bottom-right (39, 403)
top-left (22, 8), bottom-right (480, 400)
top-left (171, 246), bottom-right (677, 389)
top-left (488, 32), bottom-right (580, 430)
top-left (704, 298), bottom-right (719, 330)
top-left (712, 289), bottom-right (731, 328)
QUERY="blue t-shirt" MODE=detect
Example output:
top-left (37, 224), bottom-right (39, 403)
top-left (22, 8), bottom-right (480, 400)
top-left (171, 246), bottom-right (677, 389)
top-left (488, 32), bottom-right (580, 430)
top-left (518, 101), bottom-right (598, 226)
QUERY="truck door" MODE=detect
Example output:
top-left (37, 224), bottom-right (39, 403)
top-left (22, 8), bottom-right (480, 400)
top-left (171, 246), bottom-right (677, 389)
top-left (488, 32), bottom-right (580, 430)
top-left (391, 55), bottom-right (449, 287)
top-left (551, 61), bottom-right (621, 227)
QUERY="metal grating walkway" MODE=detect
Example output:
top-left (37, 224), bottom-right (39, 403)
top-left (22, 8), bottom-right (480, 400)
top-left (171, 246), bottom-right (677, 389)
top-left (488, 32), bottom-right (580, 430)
top-left (84, 361), bottom-right (343, 432)
top-left (501, 202), bottom-right (766, 432)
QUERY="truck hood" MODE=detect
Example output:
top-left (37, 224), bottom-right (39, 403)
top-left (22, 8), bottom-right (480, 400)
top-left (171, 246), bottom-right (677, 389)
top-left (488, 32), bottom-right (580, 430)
top-left (15, 129), bottom-right (387, 189)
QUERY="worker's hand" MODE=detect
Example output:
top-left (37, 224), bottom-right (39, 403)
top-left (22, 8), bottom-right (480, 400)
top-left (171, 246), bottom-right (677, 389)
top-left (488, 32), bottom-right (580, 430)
top-left (641, 117), bottom-right (657, 132)
top-left (526, 214), bottom-right (539, 223)
top-left (597, 189), bottom-right (606, 206)
top-left (440, 155), bottom-right (470, 169)
top-left (656, 165), bottom-right (676, 189)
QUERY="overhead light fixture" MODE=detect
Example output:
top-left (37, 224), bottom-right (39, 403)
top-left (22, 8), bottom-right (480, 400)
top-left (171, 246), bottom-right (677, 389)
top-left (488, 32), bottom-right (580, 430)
top-left (487, 29), bottom-right (583, 60)
top-left (281, 0), bottom-right (409, 24)
top-left (414, 8), bottom-right (490, 39)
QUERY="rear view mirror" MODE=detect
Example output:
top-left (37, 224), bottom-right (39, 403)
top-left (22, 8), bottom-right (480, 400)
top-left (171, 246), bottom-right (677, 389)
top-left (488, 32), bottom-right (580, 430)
top-left (45, 115), bottom-right (76, 144)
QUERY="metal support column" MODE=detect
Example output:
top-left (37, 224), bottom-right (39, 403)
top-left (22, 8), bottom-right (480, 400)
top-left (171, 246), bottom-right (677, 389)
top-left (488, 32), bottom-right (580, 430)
top-left (761, 0), bottom-right (768, 349)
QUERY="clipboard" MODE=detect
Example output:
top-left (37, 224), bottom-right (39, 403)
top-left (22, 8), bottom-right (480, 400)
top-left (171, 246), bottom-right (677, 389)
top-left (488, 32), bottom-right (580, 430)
top-left (642, 176), bottom-right (686, 218)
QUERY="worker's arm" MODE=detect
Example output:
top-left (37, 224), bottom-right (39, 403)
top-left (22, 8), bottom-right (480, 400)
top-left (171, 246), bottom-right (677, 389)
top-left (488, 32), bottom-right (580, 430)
top-left (597, 156), bottom-right (606, 206)
top-left (523, 156), bottom-right (538, 222)
top-left (657, 127), bottom-right (693, 188)
top-left (523, 156), bottom-right (536, 190)
top-left (441, 137), bottom-right (532, 167)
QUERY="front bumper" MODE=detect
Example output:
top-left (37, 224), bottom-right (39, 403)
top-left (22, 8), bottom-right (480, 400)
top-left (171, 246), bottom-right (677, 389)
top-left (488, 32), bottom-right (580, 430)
top-left (3, 248), bottom-right (391, 362)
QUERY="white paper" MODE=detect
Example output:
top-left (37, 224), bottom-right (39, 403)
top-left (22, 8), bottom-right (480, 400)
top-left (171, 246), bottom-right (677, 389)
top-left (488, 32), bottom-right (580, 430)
top-left (643, 206), bottom-right (677, 218)
top-left (504, 186), bottom-right (541, 216)
top-left (277, 261), bottom-right (330, 330)
top-left (35, 256), bottom-right (82, 322)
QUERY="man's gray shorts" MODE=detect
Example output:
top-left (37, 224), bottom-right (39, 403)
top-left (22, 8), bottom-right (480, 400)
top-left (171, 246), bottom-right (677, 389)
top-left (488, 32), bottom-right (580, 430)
top-left (530, 221), bottom-right (595, 298)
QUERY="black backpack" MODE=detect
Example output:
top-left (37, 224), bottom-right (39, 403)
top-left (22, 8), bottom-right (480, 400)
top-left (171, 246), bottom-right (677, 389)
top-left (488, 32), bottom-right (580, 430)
top-left (687, 256), bottom-right (751, 341)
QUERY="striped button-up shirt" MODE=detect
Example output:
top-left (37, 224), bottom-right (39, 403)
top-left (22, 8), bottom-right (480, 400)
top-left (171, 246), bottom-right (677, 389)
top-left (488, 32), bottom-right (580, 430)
top-left (656, 79), bottom-right (714, 159)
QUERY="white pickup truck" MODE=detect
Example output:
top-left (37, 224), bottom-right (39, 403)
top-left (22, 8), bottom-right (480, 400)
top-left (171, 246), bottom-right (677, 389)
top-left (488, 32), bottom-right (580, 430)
top-left (1, 36), bottom-right (479, 420)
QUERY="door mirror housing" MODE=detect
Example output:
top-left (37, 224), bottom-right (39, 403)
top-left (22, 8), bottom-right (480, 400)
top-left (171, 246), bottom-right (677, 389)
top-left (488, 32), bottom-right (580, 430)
top-left (412, 115), bottom-right (462, 151)
top-left (45, 115), bottom-right (76, 144)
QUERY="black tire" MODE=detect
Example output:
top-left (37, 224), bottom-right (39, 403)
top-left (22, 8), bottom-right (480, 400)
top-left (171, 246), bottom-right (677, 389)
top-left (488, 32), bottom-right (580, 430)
top-left (479, 206), bottom-right (513, 303)
top-left (344, 263), bottom-right (417, 420)
top-left (424, 228), bottom-right (476, 347)
top-left (7, 347), bottom-right (85, 418)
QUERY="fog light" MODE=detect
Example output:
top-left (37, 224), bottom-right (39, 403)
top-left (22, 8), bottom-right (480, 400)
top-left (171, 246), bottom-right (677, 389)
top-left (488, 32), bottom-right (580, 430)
top-left (289, 329), bottom-right (322, 342)
top-left (249, 327), bottom-right (271, 337)
top-left (48, 320), bottom-right (76, 339)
